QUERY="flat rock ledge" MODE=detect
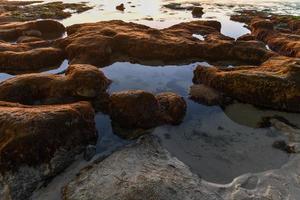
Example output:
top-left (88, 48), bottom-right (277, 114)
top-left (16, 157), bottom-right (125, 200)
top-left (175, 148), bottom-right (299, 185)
top-left (0, 101), bottom-right (97, 200)
top-left (63, 135), bottom-right (300, 200)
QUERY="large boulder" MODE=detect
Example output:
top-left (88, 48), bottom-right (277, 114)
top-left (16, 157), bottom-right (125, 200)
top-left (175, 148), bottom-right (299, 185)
top-left (193, 56), bottom-right (300, 112)
top-left (62, 135), bottom-right (220, 200)
top-left (0, 101), bottom-right (97, 200)
top-left (0, 64), bottom-right (111, 107)
top-left (57, 20), bottom-right (272, 66)
top-left (109, 90), bottom-right (186, 139)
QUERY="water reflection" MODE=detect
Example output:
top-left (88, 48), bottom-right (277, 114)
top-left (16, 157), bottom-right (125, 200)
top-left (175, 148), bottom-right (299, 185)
top-left (102, 62), bottom-right (294, 183)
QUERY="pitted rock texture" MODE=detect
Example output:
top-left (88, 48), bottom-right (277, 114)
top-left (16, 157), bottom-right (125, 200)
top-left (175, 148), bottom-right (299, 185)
top-left (0, 64), bottom-right (111, 106)
top-left (193, 56), bottom-right (300, 112)
top-left (57, 20), bottom-right (273, 67)
top-left (0, 101), bottom-right (97, 200)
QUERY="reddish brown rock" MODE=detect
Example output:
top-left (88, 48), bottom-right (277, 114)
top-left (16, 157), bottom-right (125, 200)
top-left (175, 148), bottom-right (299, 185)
top-left (0, 19), bottom-right (65, 41)
top-left (236, 33), bottom-right (256, 41)
top-left (58, 20), bottom-right (272, 66)
top-left (0, 101), bottom-right (97, 200)
top-left (0, 46), bottom-right (65, 74)
top-left (156, 92), bottom-right (186, 125)
top-left (231, 11), bottom-right (300, 58)
top-left (0, 20), bottom-right (66, 73)
top-left (189, 84), bottom-right (224, 106)
top-left (109, 90), bottom-right (186, 139)
top-left (193, 56), bottom-right (300, 112)
top-left (0, 64), bottom-right (111, 106)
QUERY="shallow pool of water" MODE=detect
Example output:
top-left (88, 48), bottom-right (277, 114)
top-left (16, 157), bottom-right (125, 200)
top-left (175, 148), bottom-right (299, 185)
top-left (99, 62), bottom-right (295, 184)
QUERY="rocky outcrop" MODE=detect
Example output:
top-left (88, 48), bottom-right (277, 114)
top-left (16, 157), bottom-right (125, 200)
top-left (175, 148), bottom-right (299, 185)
top-left (193, 56), bottom-right (300, 112)
top-left (0, 64), bottom-right (111, 107)
top-left (231, 11), bottom-right (300, 57)
top-left (0, 101), bottom-right (97, 200)
top-left (0, 20), bottom-right (66, 73)
top-left (0, 1), bottom-right (92, 23)
top-left (0, 19), bottom-right (65, 41)
top-left (62, 135), bottom-right (220, 200)
top-left (189, 84), bottom-right (225, 106)
top-left (58, 20), bottom-right (273, 67)
top-left (109, 90), bottom-right (186, 139)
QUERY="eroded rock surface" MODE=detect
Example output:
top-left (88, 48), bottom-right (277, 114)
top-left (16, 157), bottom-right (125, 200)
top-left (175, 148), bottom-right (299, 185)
top-left (109, 90), bottom-right (186, 139)
top-left (231, 11), bottom-right (300, 58)
top-left (62, 135), bottom-right (221, 200)
top-left (0, 20), bottom-right (66, 73)
top-left (63, 135), bottom-right (300, 200)
top-left (0, 64), bottom-right (111, 107)
top-left (0, 1), bottom-right (92, 23)
top-left (58, 20), bottom-right (273, 67)
top-left (0, 101), bottom-right (97, 200)
top-left (193, 56), bottom-right (300, 112)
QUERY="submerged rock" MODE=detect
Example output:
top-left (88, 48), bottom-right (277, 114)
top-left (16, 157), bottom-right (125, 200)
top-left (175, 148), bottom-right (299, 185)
top-left (58, 20), bottom-right (272, 66)
top-left (0, 64), bottom-right (111, 107)
top-left (62, 135), bottom-right (220, 200)
top-left (109, 90), bottom-right (186, 139)
top-left (189, 84), bottom-right (224, 106)
top-left (0, 101), bottom-right (97, 200)
top-left (193, 56), bottom-right (300, 112)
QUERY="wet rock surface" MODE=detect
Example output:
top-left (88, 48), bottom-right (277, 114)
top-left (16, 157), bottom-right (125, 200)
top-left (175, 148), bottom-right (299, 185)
top-left (0, 101), bottom-right (97, 200)
top-left (109, 90), bottom-right (186, 139)
top-left (0, 64), bottom-right (111, 106)
top-left (58, 20), bottom-right (273, 66)
top-left (0, 1), bottom-right (92, 22)
top-left (63, 135), bottom-right (300, 200)
top-left (193, 56), bottom-right (300, 112)
top-left (231, 10), bottom-right (300, 58)
top-left (62, 135), bottom-right (220, 200)
top-left (0, 20), bottom-right (66, 73)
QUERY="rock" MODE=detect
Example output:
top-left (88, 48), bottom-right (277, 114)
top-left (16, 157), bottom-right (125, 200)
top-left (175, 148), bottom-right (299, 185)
top-left (236, 33), bottom-right (256, 41)
top-left (116, 3), bottom-right (125, 11)
top-left (230, 11), bottom-right (300, 58)
top-left (109, 90), bottom-right (160, 130)
top-left (0, 64), bottom-right (111, 107)
top-left (189, 84), bottom-right (224, 106)
top-left (0, 20), bottom-right (66, 73)
top-left (193, 56), bottom-right (300, 112)
top-left (58, 20), bottom-right (273, 67)
top-left (109, 90), bottom-right (186, 139)
top-left (0, 101), bottom-right (97, 200)
top-left (156, 92), bottom-right (186, 125)
top-left (192, 7), bottom-right (204, 18)
top-left (16, 36), bottom-right (43, 43)
top-left (0, 1), bottom-right (92, 23)
top-left (272, 140), bottom-right (296, 154)
top-left (83, 145), bottom-right (97, 161)
top-left (0, 20), bottom-right (65, 41)
top-left (62, 135), bottom-right (220, 200)
top-left (0, 46), bottom-right (65, 73)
